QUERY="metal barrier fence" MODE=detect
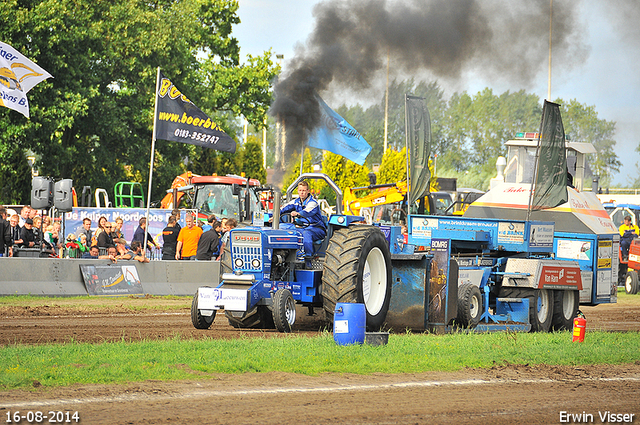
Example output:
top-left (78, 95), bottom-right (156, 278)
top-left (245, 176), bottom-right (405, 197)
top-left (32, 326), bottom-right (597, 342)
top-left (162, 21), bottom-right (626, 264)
top-left (0, 257), bottom-right (220, 296)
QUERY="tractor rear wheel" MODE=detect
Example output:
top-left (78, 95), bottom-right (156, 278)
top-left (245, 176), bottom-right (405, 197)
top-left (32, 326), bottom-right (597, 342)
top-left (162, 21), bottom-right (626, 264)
top-left (551, 289), bottom-right (580, 331)
top-left (191, 290), bottom-right (215, 329)
top-left (456, 283), bottom-right (482, 328)
top-left (272, 289), bottom-right (296, 333)
top-left (322, 226), bottom-right (392, 331)
top-left (625, 270), bottom-right (639, 294)
top-left (499, 287), bottom-right (554, 332)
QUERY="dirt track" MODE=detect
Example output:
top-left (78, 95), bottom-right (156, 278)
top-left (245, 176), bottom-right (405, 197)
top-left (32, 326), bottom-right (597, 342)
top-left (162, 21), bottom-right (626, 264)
top-left (1, 296), bottom-right (639, 424)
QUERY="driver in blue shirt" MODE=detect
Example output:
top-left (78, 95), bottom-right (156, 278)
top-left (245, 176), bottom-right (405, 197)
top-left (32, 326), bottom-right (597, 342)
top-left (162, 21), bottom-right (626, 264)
top-left (280, 180), bottom-right (327, 257)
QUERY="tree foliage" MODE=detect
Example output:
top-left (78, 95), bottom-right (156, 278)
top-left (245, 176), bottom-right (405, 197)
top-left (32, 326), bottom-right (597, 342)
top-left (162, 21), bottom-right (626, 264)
top-left (242, 137), bottom-right (267, 183)
top-left (0, 0), bottom-right (278, 204)
top-left (332, 81), bottom-right (618, 191)
top-left (378, 148), bottom-right (407, 185)
top-left (559, 99), bottom-right (620, 187)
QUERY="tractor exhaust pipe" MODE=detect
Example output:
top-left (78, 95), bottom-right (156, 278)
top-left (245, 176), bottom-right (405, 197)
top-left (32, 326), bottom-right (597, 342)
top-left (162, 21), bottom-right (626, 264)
top-left (273, 191), bottom-right (281, 230)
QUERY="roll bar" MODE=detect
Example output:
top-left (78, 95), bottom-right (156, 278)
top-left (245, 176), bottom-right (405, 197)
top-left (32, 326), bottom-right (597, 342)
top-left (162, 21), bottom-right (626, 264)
top-left (285, 173), bottom-right (343, 215)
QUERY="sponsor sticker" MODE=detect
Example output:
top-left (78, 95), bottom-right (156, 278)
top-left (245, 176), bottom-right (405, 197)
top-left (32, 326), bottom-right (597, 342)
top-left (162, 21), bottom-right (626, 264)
top-left (539, 265), bottom-right (582, 290)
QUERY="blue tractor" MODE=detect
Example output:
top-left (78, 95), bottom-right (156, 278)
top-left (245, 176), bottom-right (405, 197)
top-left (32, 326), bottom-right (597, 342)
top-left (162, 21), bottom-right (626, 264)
top-left (191, 173), bottom-right (393, 332)
top-left (192, 138), bottom-right (619, 334)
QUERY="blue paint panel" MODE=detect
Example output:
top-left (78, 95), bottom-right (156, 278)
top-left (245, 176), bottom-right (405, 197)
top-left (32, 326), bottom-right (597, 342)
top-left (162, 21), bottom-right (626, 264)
top-left (408, 215), bottom-right (555, 253)
top-left (328, 215), bottom-right (365, 226)
top-left (294, 269), bottom-right (321, 303)
top-left (387, 257), bottom-right (429, 330)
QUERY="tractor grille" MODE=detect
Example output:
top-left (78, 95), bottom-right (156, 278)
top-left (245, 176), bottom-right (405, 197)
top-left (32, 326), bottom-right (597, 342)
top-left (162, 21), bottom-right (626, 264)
top-left (230, 231), bottom-right (263, 272)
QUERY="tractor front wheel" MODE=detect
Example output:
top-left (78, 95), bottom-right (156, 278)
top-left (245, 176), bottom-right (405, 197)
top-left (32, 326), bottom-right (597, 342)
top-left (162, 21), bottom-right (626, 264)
top-left (191, 290), bottom-right (215, 329)
top-left (272, 289), bottom-right (296, 333)
top-left (322, 226), bottom-right (392, 331)
top-left (625, 270), bottom-right (639, 294)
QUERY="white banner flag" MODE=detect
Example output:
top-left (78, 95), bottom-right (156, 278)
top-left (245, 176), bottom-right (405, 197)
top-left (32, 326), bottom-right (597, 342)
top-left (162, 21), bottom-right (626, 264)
top-left (0, 41), bottom-right (52, 118)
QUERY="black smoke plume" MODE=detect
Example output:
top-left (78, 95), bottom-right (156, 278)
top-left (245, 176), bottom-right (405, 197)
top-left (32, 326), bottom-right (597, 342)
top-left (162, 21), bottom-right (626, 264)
top-left (270, 0), bottom-right (586, 170)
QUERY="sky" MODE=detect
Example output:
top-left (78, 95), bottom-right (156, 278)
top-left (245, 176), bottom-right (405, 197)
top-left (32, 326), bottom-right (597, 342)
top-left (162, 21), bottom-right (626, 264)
top-left (233, 0), bottom-right (640, 186)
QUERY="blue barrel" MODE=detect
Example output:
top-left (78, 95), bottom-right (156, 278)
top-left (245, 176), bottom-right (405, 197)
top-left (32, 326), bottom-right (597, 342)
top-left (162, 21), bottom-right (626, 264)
top-left (333, 302), bottom-right (366, 345)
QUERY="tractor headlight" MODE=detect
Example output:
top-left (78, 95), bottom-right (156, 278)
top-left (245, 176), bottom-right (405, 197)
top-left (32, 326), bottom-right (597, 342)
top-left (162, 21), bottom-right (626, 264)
top-left (251, 258), bottom-right (261, 269)
top-left (234, 258), bottom-right (244, 268)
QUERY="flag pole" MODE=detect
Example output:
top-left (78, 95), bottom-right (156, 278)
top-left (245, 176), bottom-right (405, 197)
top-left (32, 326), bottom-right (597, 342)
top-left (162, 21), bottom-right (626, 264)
top-left (143, 67), bottom-right (161, 258)
top-left (300, 142), bottom-right (304, 175)
top-left (404, 94), bottom-right (411, 213)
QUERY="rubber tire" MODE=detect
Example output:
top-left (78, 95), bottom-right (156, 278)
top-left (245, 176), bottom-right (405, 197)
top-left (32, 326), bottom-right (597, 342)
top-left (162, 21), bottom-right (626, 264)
top-left (226, 305), bottom-right (275, 329)
top-left (272, 289), bottom-right (296, 333)
top-left (551, 290), bottom-right (580, 331)
top-left (322, 226), bottom-right (392, 331)
top-left (500, 287), bottom-right (554, 332)
top-left (625, 270), bottom-right (639, 294)
top-left (456, 283), bottom-right (482, 328)
top-left (619, 263), bottom-right (628, 286)
top-left (191, 290), bottom-right (215, 329)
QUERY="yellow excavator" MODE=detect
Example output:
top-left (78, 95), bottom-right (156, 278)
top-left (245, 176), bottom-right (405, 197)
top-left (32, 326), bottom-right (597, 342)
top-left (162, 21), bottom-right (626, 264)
top-left (343, 180), bottom-right (483, 224)
top-left (343, 180), bottom-right (447, 225)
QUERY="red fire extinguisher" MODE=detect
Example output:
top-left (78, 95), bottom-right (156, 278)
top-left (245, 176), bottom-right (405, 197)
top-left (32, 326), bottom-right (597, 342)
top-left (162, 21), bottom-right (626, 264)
top-left (572, 312), bottom-right (586, 342)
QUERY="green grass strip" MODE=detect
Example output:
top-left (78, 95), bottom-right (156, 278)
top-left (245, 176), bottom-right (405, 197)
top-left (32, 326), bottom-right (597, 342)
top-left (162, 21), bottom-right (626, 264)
top-left (1, 330), bottom-right (639, 390)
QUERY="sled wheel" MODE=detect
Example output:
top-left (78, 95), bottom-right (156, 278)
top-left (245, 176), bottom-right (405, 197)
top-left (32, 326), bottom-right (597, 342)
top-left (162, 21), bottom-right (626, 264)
top-left (272, 289), bottom-right (296, 333)
top-left (456, 283), bottom-right (482, 328)
top-left (322, 226), bottom-right (392, 331)
top-left (500, 287), bottom-right (554, 332)
top-left (191, 290), bottom-right (215, 329)
top-left (551, 290), bottom-right (580, 331)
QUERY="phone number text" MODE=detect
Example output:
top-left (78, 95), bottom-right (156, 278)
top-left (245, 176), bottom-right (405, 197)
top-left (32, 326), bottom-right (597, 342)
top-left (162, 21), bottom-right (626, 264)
top-left (174, 129), bottom-right (220, 144)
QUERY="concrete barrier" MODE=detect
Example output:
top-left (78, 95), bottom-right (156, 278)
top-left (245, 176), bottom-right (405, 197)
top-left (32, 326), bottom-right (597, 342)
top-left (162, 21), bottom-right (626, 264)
top-left (0, 258), bottom-right (220, 297)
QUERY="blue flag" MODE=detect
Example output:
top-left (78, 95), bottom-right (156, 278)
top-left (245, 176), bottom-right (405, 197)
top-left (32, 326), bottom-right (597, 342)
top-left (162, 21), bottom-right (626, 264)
top-left (307, 96), bottom-right (371, 165)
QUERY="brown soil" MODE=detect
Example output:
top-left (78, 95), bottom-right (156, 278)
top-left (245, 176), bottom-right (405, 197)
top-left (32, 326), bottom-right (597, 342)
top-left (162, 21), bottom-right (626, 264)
top-left (1, 296), bottom-right (639, 424)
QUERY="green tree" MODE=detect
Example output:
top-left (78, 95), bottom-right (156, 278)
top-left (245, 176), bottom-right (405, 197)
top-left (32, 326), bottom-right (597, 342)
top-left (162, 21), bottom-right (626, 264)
top-left (0, 0), bottom-right (278, 202)
top-left (320, 152), bottom-right (370, 205)
top-left (558, 99), bottom-right (620, 187)
top-left (440, 88), bottom-right (542, 189)
top-left (281, 149), bottom-right (313, 196)
top-left (242, 137), bottom-right (267, 183)
top-left (0, 143), bottom-right (31, 204)
top-left (378, 148), bottom-right (407, 185)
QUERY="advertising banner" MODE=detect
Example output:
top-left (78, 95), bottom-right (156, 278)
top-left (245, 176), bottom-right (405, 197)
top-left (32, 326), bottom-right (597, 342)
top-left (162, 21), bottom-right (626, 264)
top-left (0, 41), bottom-right (52, 118)
top-left (428, 238), bottom-right (450, 328)
top-left (406, 95), bottom-right (431, 206)
top-left (79, 264), bottom-right (143, 296)
top-left (307, 95), bottom-right (372, 165)
top-left (63, 207), bottom-right (180, 246)
top-left (155, 71), bottom-right (236, 152)
top-left (531, 100), bottom-right (568, 210)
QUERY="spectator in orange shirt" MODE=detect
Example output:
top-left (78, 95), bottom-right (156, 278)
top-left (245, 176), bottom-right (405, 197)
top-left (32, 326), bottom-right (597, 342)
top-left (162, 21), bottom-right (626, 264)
top-left (175, 213), bottom-right (202, 260)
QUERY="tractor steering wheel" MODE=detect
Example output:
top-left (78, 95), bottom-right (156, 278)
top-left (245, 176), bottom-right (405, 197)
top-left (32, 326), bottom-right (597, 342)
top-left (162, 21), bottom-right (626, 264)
top-left (280, 212), bottom-right (312, 228)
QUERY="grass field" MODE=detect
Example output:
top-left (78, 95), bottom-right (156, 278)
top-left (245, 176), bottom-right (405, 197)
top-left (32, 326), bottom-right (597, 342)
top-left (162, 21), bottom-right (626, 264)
top-left (2, 326), bottom-right (640, 390)
top-left (1, 293), bottom-right (639, 391)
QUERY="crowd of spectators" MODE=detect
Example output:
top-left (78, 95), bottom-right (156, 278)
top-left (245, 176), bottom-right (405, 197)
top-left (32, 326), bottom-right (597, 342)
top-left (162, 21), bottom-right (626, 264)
top-left (1, 205), bottom-right (237, 263)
